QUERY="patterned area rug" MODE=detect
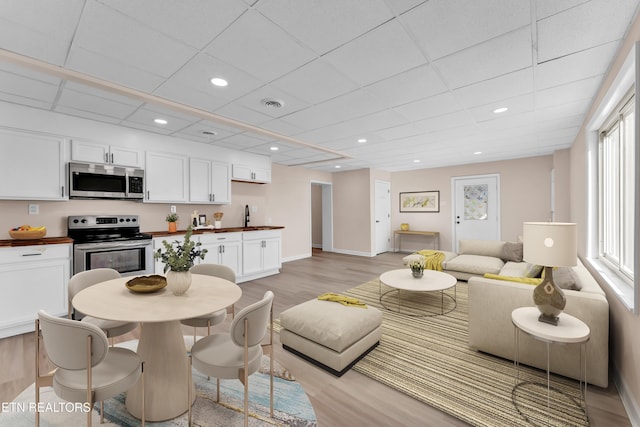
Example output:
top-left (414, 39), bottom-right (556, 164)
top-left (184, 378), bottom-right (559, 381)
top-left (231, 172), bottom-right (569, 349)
top-left (342, 279), bottom-right (589, 427)
top-left (3, 343), bottom-right (317, 427)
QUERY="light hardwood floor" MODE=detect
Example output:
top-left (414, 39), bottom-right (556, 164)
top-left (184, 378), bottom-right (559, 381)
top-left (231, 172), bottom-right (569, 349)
top-left (0, 249), bottom-right (632, 426)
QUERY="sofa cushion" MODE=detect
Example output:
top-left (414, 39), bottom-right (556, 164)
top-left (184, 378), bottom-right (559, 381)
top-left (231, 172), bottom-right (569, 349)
top-left (499, 261), bottom-right (531, 277)
top-left (443, 254), bottom-right (504, 275)
top-left (553, 267), bottom-right (581, 291)
top-left (483, 273), bottom-right (543, 285)
top-left (502, 241), bottom-right (523, 262)
top-left (458, 240), bottom-right (505, 259)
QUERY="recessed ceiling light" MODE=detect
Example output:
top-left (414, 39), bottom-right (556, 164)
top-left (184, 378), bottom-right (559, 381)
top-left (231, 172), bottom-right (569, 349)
top-left (413, 159), bottom-right (420, 163)
top-left (270, 146), bottom-right (279, 151)
top-left (474, 151), bottom-right (482, 155)
top-left (210, 77), bottom-right (228, 87)
top-left (154, 118), bottom-right (168, 125)
top-left (357, 138), bottom-right (367, 143)
top-left (493, 107), bottom-right (508, 114)
top-left (335, 165), bottom-right (341, 169)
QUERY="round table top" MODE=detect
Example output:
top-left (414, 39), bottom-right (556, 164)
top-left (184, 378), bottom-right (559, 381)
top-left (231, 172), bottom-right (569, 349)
top-left (380, 269), bottom-right (457, 292)
top-left (511, 307), bottom-right (590, 343)
top-left (72, 274), bottom-right (242, 323)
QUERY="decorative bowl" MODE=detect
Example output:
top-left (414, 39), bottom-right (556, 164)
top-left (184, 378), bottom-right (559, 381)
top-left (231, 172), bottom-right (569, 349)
top-left (126, 275), bottom-right (167, 293)
top-left (9, 227), bottom-right (46, 239)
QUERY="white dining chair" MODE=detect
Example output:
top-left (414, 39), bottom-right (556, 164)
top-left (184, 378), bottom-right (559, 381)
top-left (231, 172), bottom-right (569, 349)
top-left (182, 263), bottom-right (236, 343)
top-left (68, 268), bottom-right (138, 344)
top-left (35, 310), bottom-right (145, 427)
top-left (189, 291), bottom-right (274, 427)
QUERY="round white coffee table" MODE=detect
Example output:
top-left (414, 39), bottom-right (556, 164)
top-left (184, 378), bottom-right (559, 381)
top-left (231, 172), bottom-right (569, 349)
top-left (379, 269), bottom-right (457, 316)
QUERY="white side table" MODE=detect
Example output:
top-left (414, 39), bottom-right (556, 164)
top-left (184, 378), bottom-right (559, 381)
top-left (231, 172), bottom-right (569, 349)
top-left (511, 307), bottom-right (590, 424)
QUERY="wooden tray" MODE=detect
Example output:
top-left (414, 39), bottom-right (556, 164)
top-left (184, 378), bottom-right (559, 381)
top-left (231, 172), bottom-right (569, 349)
top-left (9, 228), bottom-right (46, 239)
top-left (126, 275), bottom-right (167, 293)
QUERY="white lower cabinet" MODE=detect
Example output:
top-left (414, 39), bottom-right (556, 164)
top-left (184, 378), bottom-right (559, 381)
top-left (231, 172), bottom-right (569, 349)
top-left (0, 244), bottom-right (71, 338)
top-left (241, 230), bottom-right (281, 281)
top-left (197, 233), bottom-right (242, 277)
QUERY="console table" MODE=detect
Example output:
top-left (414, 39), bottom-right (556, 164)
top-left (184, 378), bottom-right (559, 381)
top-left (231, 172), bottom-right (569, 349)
top-left (394, 230), bottom-right (440, 252)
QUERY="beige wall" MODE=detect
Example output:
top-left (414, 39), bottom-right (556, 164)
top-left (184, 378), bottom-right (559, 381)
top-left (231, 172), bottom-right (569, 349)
top-left (569, 11), bottom-right (640, 418)
top-left (332, 169), bottom-right (372, 255)
top-left (391, 155), bottom-right (554, 252)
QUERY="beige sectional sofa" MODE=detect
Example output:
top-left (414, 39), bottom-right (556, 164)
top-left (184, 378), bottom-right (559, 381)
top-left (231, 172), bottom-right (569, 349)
top-left (404, 239), bottom-right (609, 387)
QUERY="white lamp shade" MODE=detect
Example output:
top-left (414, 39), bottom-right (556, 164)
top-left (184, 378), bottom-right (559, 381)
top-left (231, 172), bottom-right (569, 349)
top-left (523, 222), bottom-right (577, 267)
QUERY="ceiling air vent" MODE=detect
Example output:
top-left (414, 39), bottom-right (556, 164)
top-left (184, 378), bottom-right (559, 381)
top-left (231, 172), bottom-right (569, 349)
top-left (261, 98), bottom-right (284, 109)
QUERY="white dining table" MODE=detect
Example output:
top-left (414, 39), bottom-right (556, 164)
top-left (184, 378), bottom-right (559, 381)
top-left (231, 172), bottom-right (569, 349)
top-left (72, 274), bottom-right (242, 422)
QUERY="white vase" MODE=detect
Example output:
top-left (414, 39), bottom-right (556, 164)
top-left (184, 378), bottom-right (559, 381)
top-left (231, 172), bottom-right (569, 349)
top-left (166, 270), bottom-right (192, 296)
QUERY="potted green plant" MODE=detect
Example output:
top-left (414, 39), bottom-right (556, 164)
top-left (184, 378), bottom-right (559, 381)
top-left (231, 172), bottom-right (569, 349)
top-left (154, 226), bottom-right (207, 295)
top-left (166, 213), bottom-right (179, 232)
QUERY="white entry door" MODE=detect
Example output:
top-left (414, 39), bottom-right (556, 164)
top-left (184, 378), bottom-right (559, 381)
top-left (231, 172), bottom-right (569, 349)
top-left (452, 174), bottom-right (500, 252)
top-left (375, 180), bottom-right (391, 254)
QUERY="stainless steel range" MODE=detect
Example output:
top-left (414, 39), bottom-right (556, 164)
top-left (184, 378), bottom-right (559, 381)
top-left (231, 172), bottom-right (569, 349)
top-left (68, 214), bottom-right (153, 277)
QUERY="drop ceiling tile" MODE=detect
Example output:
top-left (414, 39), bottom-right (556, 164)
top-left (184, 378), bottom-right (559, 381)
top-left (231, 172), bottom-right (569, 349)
top-left (373, 123), bottom-right (424, 141)
top-left (537, 0), bottom-right (639, 63)
top-left (72, 1), bottom-right (198, 79)
top-left (125, 105), bottom-right (196, 132)
top-left (433, 27), bottom-right (533, 89)
top-left (233, 84), bottom-right (309, 119)
top-left (340, 109), bottom-right (408, 133)
top-left (66, 47), bottom-right (167, 93)
top-left (469, 93), bottom-right (535, 123)
top-left (55, 106), bottom-right (124, 125)
top-left (0, 0), bottom-right (84, 65)
top-left (154, 53), bottom-right (264, 111)
top-left (394, 91), bottom-right (463, 121)
top-left (414, 110), bottom-right (475, 133)
top-left (214, 102), bottom-right (273, 126)
top-left (0, 67), bottom-right (60, 104)
top-left (535, 41), bottom-right (619, 89)
top-left (535, 0), bottom-right (589, 19)
top-left (271, 59), bottom-right (359, 104)
top-left (204, 9), bottom-right (316, 82)
top-left (535, 76), bottom-right (601, 108)
top-left (323, 19), bottom-right (427, 86)
top-left (453, 68), bottom-right (533, 109)
top-left (401, 0), bottom-right (530, 60)
top-left (56, 85), bottom-right (141, 120)
top-left (101, 0), bottom-right (247, 49)
top-left (256, 0), bottom-right (394, 55)
top-left (365, 64), bottom-right (448, 107)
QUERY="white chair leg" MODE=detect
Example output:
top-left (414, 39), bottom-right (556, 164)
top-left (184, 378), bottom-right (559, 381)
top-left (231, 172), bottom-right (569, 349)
top-left (141, 361), bottom-right (145, 427)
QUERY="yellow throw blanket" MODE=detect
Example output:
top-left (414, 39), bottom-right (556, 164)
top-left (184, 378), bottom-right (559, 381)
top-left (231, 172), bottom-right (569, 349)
top-left (416, 250), bottom-right (445, 271)
top-left (318, 293), bottom-right (368, 308)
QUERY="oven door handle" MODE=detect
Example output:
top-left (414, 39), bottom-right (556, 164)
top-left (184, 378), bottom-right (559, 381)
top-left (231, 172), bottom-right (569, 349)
top-left (74, 240), bottom-right (152, 251)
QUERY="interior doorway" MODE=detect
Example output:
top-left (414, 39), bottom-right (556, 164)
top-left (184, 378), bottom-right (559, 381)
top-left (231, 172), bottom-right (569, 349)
top-left (375, 180), bottom-right (391, 254)
top-left (311, 181), bottom-right (333, 254)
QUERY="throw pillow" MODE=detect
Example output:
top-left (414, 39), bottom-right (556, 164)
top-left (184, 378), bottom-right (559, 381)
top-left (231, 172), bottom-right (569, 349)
top-left (502, 241), bottom-right (523, 262)
top-left (553, 267), bottom-right (582, 291)
top-left (524, 263), bottom-right (544, 278)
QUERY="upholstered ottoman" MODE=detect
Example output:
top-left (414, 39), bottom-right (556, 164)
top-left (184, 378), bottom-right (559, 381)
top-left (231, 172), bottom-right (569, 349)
top-left (279, 299), bottom-right (382, 376)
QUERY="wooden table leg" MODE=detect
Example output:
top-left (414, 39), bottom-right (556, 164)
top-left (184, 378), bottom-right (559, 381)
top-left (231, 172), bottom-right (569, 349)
top-left (126, 321), bottom-right (196, 421)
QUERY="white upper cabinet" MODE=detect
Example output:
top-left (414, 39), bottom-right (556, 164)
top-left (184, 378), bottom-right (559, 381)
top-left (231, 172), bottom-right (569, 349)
top-left (0, 129), bottom-right (67, 200)
top-left (189, 158), bottom-right (230, 204)
top-left (232, 163), bottom-right (271, 183)
top-left (145, 151), bottom-right (189, 203)
top-left (71, 139), bottom-right (141, 167)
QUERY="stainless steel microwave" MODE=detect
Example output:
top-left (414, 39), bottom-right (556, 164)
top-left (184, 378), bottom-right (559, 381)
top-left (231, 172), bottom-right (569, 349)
top-left (69, 162), bottom-right (144, 200)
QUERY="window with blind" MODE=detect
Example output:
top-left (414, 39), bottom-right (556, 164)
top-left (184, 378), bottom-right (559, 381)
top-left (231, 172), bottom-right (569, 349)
top-left (598, 91), bottom-right (635, 284)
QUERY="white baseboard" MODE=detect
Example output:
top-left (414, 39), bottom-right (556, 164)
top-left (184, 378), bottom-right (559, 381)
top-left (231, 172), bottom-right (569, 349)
top-left (331, 248), bottom-right (376, 257)
top-left (614, 366), bottom-right (640, 427)
top-left (282, 253), bottom-right (311, 263)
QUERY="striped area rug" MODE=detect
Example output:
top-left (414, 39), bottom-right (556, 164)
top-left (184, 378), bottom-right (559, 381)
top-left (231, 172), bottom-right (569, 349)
top-left (342, 279), bottom-right (589, 427)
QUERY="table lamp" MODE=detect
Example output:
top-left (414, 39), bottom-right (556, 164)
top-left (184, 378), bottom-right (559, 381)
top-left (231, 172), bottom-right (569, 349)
top-left (523, 222), bottom-right (577, 325)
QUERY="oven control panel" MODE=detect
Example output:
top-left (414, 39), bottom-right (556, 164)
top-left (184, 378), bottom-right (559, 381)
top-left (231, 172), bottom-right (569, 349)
top-left (68, 215), bottom-right (139, 229)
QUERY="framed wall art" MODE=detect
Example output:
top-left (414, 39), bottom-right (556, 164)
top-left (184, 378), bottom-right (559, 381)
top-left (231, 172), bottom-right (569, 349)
top-left (399, 191), bottom-right (440, 213)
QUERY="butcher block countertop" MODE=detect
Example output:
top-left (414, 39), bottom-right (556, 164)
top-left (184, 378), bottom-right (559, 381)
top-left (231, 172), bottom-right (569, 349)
top-left (147, 225), bottom-right (284, 238)
top-left (0, 236), bottom-right (74, 247)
